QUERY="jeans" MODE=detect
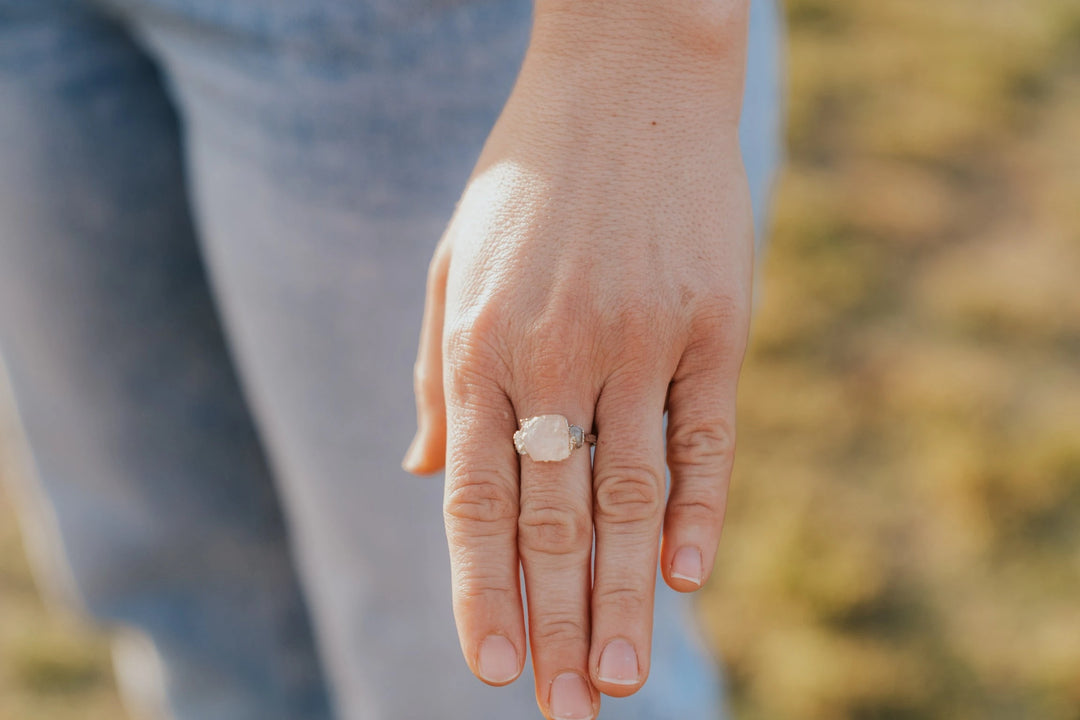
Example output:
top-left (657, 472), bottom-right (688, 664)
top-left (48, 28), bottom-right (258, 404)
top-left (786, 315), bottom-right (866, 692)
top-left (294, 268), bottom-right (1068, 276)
top-left (0, 0), bottom-right (784, 717)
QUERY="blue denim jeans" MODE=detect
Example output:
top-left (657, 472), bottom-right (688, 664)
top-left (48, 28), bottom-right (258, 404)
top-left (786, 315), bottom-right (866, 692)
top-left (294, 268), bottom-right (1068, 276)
top-left (0, 1), bottom-right (783, 718)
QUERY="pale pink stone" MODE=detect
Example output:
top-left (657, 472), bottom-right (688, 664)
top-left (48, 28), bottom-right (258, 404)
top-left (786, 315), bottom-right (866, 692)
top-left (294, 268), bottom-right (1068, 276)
top-left (515, 414), bottom-right (572, 462)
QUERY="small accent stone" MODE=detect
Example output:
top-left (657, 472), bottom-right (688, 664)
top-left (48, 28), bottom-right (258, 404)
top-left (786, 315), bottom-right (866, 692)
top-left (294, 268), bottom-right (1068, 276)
top-left (514, 414), bottom-right (572, 462)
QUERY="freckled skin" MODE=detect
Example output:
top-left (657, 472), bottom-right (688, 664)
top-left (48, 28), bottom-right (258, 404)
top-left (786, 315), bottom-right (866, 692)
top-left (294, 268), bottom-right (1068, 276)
top-left (403, 2), bottom-right (754, 719)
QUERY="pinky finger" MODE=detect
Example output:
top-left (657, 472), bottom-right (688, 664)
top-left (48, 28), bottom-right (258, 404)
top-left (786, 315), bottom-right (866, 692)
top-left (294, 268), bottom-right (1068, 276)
top-left (661, 343), bottom-right (741, 591)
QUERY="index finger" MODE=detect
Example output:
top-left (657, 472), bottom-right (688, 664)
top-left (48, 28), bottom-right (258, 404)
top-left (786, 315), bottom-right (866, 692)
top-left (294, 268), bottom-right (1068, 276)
top-left (443, 355), bottom-right (526, 687)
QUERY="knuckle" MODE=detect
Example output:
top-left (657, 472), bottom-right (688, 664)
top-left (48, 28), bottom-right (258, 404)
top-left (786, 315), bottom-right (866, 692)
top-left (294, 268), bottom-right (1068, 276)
top-left (598, 301), bottom-right (669, 371)
top-left (593, 463), bottom-right (665, 526)
top-left (681, 292), bottom-right (747, 356)
top-left (610, 304), bottom-right (654, 345)
top-left (518, 305), bottom-right (605, 381)
top-left (515, 352), bottom-right (571, 401)
top-left (518, 500), bottom-right (592, 556)
top-left (532, 616), bottom-right (587, 649)
top-left (445, 322), bottom-right (494, 369)
top-left (666, 495), bottom-right (725, 528)
top-left (518, 323), bottom-right (582, 392)
top-left (444, 470), bottom-right (519, 529)
top-left (696, 290), bottom-right (743, 325)
top-left (593, 585), bottom-right (648, 618)
top-left (667, 419), bottom-right (736, 472)
top-left (456, 580), bottom-right (518, 604)
top-left (522, 303), bottom-right (582, 354)
top-left (444, 310), bottom-right (509, 399)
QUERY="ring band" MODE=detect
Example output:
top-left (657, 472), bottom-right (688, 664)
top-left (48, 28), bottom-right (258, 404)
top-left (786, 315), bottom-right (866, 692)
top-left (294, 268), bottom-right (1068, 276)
top-left (513, 414), bottom-right (596, 462)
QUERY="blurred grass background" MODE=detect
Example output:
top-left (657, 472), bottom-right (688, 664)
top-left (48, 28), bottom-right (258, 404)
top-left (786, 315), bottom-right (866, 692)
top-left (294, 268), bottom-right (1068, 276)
top-left (0, 489), bottom-right (123, 720)
top-left (708, 0), bottom-right (1080, 718)
top-left (1, 0), bottom-right (1078, 718)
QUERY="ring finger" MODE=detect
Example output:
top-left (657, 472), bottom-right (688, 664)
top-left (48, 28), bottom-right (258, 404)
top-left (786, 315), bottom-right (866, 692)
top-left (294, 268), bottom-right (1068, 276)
top-left (516, 395), bottom-right (600, 720)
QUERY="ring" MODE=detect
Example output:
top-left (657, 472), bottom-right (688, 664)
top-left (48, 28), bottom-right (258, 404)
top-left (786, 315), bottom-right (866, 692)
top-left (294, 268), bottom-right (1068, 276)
top-left (513, 414), bottom-right (597, 462)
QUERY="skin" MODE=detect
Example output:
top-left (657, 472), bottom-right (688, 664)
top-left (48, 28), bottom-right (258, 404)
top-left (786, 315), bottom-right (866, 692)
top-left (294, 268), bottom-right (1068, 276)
top-left (403, 1), bottom-right (753, 718)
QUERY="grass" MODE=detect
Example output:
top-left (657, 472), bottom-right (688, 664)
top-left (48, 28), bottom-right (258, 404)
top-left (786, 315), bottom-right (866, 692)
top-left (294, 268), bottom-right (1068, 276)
top-left (705, 1), bottom-right (1080, 718)
top-left (0, 486), bottom-right (124, 720)
top-left (1, 0), bottom-right (1078, 717)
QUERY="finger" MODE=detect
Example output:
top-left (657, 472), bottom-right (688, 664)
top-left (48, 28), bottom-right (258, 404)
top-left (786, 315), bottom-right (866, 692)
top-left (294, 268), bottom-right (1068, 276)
top-left (516, 387), bottom-right (600, 720)
top-left (402, 239), bottom-right (451, 474)
top-left (661, 315), bottom-right (747, 592)
top-left (588, 371), bottom-right (668, 696)
top-left (443, 350), bottom-right (525, 686)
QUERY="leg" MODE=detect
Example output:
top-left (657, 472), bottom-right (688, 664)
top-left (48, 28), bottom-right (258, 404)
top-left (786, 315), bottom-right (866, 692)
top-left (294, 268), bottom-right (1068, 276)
top-left (119, 0), bottom-right (783, 716)
top-left (126, 4), bottom-right (543, 715)
top-left (0, 4), bottom-right (331, 718)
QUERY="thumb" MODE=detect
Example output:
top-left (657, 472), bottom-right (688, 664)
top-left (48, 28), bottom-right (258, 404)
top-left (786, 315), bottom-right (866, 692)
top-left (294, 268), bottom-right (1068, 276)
top-left (402, 239), bottom-right (451, 475)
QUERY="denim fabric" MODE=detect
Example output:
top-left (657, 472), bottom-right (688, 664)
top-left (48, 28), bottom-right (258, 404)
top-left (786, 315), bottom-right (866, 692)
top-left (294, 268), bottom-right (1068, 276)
top-left (0, 0), bottom-right (784, 718)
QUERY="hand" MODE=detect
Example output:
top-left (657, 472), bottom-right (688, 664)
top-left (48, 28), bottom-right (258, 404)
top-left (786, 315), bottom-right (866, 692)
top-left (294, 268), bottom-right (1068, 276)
top-left (404, 3), bottom-right (753, 718)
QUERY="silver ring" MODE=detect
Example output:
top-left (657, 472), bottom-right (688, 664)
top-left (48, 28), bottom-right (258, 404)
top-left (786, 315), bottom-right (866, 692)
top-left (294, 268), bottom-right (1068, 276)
top-left (513, 414), bottom-right (596, 462)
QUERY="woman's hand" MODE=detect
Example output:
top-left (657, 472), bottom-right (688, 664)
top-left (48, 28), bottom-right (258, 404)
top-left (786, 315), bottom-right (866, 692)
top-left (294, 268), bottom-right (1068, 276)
top-left (404, 3), bottom-right (753, 718)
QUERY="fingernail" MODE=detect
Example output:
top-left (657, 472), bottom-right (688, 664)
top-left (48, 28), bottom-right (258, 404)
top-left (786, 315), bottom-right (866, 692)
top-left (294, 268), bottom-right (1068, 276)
top-left (550, 672), bottom-right (593, 720)
top-left (477, 635), bottom-right (518, 684)
top-left (598, 638), bottom-right (639, 685)
top-left (401, 434), bottom-right (421, 472)
top-left (671, 546), bottom-right (703, 586)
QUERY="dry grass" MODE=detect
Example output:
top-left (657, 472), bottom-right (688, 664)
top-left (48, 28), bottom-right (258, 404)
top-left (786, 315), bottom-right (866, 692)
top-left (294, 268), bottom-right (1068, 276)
top-left (705, 0), bottom-right (1080, 718)
top-left (1, 0), bottom-right (1078, 717)
top-left (0, 487), bottom-right (123, 720)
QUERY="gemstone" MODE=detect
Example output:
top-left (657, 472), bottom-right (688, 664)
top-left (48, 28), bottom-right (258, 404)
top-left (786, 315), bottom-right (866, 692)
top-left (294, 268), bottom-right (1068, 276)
top-left (514, 414), bottom-right (572, 462)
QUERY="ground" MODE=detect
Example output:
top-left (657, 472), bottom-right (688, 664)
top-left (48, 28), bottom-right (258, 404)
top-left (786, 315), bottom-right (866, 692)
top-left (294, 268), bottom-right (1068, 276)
top-left (2, 0), bottom-right (1078, 718)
